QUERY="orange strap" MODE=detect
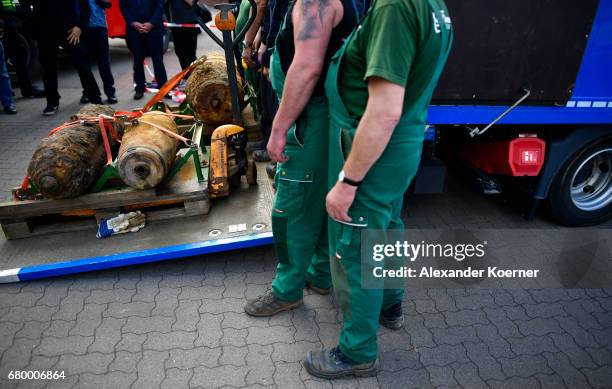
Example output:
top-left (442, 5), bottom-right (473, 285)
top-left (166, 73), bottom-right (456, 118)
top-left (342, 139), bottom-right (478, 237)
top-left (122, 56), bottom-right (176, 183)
top-left (141, 63), bottom-right (197, 113)
top-left (98, 115), bottom-right (114, 166)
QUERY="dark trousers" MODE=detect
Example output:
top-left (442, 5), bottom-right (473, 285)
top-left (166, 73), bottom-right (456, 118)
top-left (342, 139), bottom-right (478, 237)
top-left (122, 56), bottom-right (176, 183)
top-left (0, 13), bottom-right (34, 93)
top-left (259, 74), bottom-right (277, 144)
top-left (125, 28), bottom-right (168, 92)
top-left (84, 27), bottom-right (115, 98)
top-left (38, 27), bottom-right (101, 105)
top-left (170, 27), bottom-right (198, 70)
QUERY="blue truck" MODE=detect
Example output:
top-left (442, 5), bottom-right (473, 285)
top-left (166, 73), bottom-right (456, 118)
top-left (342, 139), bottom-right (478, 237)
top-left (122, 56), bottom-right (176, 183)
top-left (0, 0), bottom-right (610, 282)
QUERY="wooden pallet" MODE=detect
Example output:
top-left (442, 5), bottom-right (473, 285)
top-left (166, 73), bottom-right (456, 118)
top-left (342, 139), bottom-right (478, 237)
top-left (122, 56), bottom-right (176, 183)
top-left (0, 149), bottom-right (210, 240)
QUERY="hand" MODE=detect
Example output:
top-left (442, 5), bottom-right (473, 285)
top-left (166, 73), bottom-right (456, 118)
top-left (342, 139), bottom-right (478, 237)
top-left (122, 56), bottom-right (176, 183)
top-left (242, 46), bottom-right (255, 68)
top-left (267, 129), bottom-right (288, 163)
top-left (131, 21), bottom-right (144, 31)
top-left (257, 43), bottom-right (266, 65)
top-left (141, 22), bottom-right (153, 33)
top-left (326, 182), bottom-right (357, 223)
top-left (66, 26), bottom-right (81, 45)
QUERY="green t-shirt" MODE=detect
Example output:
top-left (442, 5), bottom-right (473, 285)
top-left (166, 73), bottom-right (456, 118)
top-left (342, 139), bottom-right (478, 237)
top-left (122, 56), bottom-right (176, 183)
top-left (338, 0), bottom-right (451, 122)
top-left (235, 0), bottom-right (253, 44)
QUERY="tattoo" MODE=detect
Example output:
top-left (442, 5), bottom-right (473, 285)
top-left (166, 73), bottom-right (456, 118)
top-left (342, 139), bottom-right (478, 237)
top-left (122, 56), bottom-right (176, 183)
top-left (297, 0), bottom-right (331, 41)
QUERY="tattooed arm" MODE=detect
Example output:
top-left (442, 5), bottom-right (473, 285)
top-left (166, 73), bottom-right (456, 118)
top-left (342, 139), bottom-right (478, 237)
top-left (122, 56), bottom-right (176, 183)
top-left (267, 0), bottom-right (343, 162)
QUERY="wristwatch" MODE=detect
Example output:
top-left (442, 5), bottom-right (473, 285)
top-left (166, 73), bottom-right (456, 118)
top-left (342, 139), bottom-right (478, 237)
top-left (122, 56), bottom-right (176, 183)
top-left (338, 170), bottom-right (362, 187)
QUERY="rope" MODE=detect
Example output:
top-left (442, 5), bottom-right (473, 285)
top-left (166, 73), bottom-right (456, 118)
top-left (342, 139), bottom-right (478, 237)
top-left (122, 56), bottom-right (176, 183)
top-left (138, 119), bottom-right (192, 145)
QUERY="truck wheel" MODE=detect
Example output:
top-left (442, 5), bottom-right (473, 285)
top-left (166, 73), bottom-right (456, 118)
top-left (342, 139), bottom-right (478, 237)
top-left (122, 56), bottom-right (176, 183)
top-left (549, 138), bottom-right (612, 226)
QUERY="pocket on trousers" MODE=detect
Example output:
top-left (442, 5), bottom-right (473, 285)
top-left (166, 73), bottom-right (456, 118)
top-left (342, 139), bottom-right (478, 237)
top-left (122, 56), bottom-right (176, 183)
top-left (334, 205), bottom-right (369, 263)
top-left (272, 169), bottom-right (314, 215)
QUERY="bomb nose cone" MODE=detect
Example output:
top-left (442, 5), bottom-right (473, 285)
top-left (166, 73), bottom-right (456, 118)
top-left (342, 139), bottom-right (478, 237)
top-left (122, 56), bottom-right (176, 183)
top-left (39, 175), bottom-right (60, 196)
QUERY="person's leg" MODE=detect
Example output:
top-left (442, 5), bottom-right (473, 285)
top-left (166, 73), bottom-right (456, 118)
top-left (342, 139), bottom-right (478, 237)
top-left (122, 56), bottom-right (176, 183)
top-left (146, 31), bottom-right (168, 88)
top-left (88, 27), bottom-right (116, 99)
top-left (63, 37), bottom-right (102, 103)
top-left (126, 31), bottom-right (146, 94)
top-left (171, 28), bottom-right (197, 70)
top-left (37, 29), bottom-right (60, 107)
top-left (245, 99), bottom-right (331, 314)
top-left (0, 41), bottom-right (16, 109)
top-left (1, 14), bottom-right (34, 94)
top-left (381, 197), bottom-right (405, 311)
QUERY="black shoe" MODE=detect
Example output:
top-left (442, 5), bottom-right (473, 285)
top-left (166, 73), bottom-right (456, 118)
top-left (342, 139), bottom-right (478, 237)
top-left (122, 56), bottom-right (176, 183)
top-left (3, 105), bottom-right (17, 114)
top-left (107, 95), bottom-right (118, 104)
top-left (379, 302), bottom-right (404, 330)
top-left (244, 291), bottom-right (303, 317)
top-left (43, 104), bottom-right (59, 116)
top-left (22, 85), bottom-right (45, 98)
top-left (89, 97), bottom-right (103, 105)
top-left (134, 91), bottom-right (144, 100)
top-left (253, 150), bottom-right (271, 162)
top-left (304, 346), bottom-right (377, 379)
top-left (266, 162), bottom-right (277, 179)
top-left (80, 95), bottom-right (90, 104)
top-left (305, 280), bottom-right (332, 295)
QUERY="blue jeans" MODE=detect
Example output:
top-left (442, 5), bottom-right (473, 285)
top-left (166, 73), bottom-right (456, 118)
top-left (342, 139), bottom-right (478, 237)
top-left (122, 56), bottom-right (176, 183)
top-left (0, 41), bottom-right (15, 107)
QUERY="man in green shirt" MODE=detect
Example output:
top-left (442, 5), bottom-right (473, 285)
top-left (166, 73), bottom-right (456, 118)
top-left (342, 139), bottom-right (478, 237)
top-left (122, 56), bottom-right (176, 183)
top-left (303, 0), bottom-right (453, 378)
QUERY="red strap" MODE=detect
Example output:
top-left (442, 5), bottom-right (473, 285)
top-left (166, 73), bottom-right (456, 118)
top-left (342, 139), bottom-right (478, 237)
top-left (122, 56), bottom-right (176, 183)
top-left (98, 115), bottom-right (113, 166)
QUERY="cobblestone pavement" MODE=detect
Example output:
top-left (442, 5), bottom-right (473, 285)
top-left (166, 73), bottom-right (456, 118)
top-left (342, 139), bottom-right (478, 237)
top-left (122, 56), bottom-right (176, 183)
top-left (1, 31), bottom-right (611, 389)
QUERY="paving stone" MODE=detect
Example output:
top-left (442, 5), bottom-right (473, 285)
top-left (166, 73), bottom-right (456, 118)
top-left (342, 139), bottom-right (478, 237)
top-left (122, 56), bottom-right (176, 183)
top-left (132, 350), bottom-right (168, 389)
top-left (3, 306), bottom-right (57, 323)
top-left (483, 308), bottom-right (521, 338)
top-left (589, 327), bottom-right (612, 349)
top-left (179, 285), bottom-right (224, 300)
top-left (220, 328), bottom-right (248, 347)
top-left (431, 326), bottom-right (478, 346)
top-left (15, 321), bottom-right (50, 340)
top-left (507, 334), bottom-right (558, 356)
top-left (69, 303), bottom-right (105, 337)
top-left (113, 270), bottom-right (141, 290)
top-left (43, 320), bottom-right (73, 338)
top-left (0, 322), bottom-right (22, 355)
top-left (562, 300), bottom-right (604, 330)
top-left (377, 329), bottom-right (412, 352)
top-left (144, 331), bottom-right (197, 351)
top-left (536, 373), bottom-right (569, 389)
top-left (52, 291), bottom-right (89, 321)
top-left (272, 341), bottom-right (319, 363)
top-left (503, 306), bottom-right (529, 321)
top-left (443, 309), bottom-right (489, 327)
top-left (585, 346), bottom-right (612, 367)
top-left (549, 333), bottom-right (597, 369)
top-left (543, 352), bottom-right (591, 388)
top-left (151, 287), bottom-right (180, 317)
top-left (499, 354), bottom-right (552, 378)
top-left (451, 361), bottom-right (489, 389)
top-left (123, 316), bottom-right (174, 334)
top-left (317, 322), bottom-right (340, 349)
top-left (247, 325), bottom-right (295, 345)
top-left (556, 316), bottom-right (600, 348)
top-left (221, 311), bottom-right (269, 330)
top-left (523, 302), bottom-right (566, 319)
top-left (530, 289), bottom-right (572, 303)
top-left (582, 365), bottom-right (612, 389)
top-left (167, 347), bottom-right (221, 369)
top-left (0, 338), bottom-right (39, 371)
top-left (274, 361), bottom-right (305, 389)
top-left (303, 293), bottom-right (334, 309)
top-left (104, 301), bottom-right (154, 318)
top-left (473, 324), bottom-right (514, 359)
top-left (219, 345), bottom-right (248, 366)
top-left (516, 317), bottom-right (563, 337)
top-left (0, 292), bottom-right (43, 308)
top-left (116, 333), bottom-right (147, 353)
top-left (304, 379), bottom-right (333, 389)
top-left (427, 365), bottom-right (459, 387)
top-left (162, 367), bottom-right (193, 389)
top-left (315, 308), bottom-right (340, 324)
top-left (86, 288), bottom-right (134, 304)
top-left (77, 371), bottom-right (136, 389)
top-left (108, 350), bottom-right (141, 373)
top-left (36, 282), bottom-right (70, 307)
top-left (191, 365), bottom-right (249, 388)
top-left (195, 313), bottom-right (223, 348)
top-left (132, 276), bottom-right (161, 302)
top-left (492, 291), bottom-right (516, 307)
top-left (422, 312), bottom-right (447, 329)
top-left (199, 298), bottom-right (245, 314)
top-left (223, 273), bottom-right (247, 299)
top-left (487, 376), bottom-right (541, 389)
top-left (420, 344), bottom-right (469, 367)
top-left (245, 344), bottom-right (275, 386)
top-left (404, 315), bottom-right (435, 349)
top-left (56, 352), bottom-right (114, 375)
top-left (35, 335), bottom-right (93, 356)
top-left (379, 348), bottom-right (422, 372)
top-left (464, 342), bottom-right (505, 381)
top-left (173, 299), bottom-right (201, 331)
top-left (414, 298), bottom-right (438, 314)
top-left (454, 294), bottom-right (497, 310)
top-left (293, 309), bottom-right (321, 342)
top-left (160, 272), bottom-right (203, 289)
top-left (377, 367), bottom-right (430, 389)
top-left (507, 290), bottom-right (536, 305)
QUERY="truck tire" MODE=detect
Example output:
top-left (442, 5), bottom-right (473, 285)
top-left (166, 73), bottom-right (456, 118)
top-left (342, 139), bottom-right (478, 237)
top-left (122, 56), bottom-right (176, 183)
top-left (549, 137), bottom-right (612, 226)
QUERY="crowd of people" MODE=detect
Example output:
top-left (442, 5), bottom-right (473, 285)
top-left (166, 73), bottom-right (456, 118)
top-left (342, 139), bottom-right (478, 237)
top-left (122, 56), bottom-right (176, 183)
top-left (0, 0), bottom-right (201, 116)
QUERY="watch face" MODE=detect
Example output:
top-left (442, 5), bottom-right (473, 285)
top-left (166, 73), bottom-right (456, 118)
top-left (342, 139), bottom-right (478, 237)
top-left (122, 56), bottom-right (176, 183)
top-left (338, 170), bottom-right (345, 182)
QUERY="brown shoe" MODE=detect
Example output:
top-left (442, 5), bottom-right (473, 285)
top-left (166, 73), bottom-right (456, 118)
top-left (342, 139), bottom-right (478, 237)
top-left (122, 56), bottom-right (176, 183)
top-left (305, 280), bottom-right (332, 295)
top-left (244, 291), bottom-right (303, 317)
